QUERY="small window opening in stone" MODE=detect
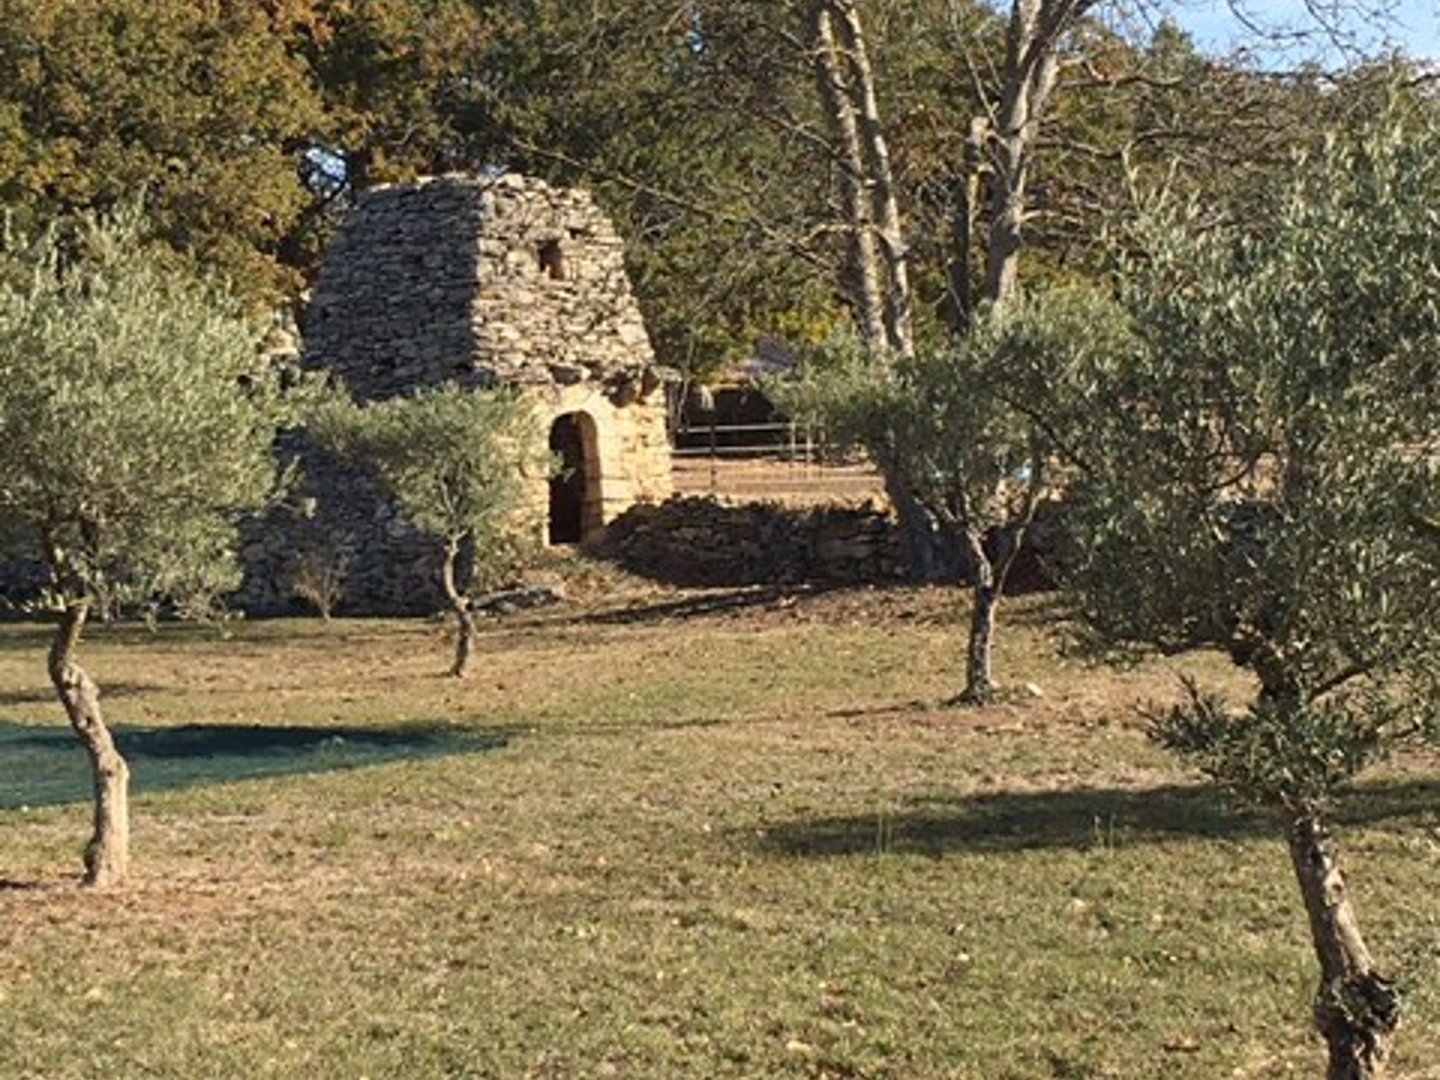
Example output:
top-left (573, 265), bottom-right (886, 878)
top-left (538, 238), bottom-right (566, 280)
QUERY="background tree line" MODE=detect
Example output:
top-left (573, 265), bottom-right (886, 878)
top-left (1, 0), bottom-right (1424, 380)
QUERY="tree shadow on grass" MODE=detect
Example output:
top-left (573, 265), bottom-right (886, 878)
top-left (576, 585), bottom-right (822, 626)
top-left (0, 619), bottom-right (234, 654)
top-left (1003, 591), bottom-right (1076, 628)
top-left (0, 721), bottom-right (515, 811)
top-left (756, 777), bottom-right (1440, 859)
top-left (0, 623), bottom-right (55, 654)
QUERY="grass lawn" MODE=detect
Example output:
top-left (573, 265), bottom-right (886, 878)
top-left (2, 576), bottom-right (1439, 1079)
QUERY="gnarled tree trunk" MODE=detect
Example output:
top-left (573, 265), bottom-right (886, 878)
top-left (879, 456), bottom-right (956, 583)
top-left (1287, 812), bottom-right (1399, 1079)
top-left (441, 536), bottom-right (477, 678)
top-left (48, 601), bottom-right (129, 888)
top-left (951, 473), bottom-right (1042, 704)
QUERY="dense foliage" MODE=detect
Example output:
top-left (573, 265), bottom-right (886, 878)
top-left (315, 385), bottom-right (547, 588)
top-left (1059, 109), bottom-right (1440, 1077)
top-left (0, 0), bottom-right (324, 301)
top-left (1070, 114), bottom-right (1440, 774)
top-left (2, 0), bottom-right (1413, 378)
top-left (0, 207), bottom-right (291, 611)
top-left (775, 287), bottom-right (1130, 699)
top-left (0, 205), bottom-right (294, 885)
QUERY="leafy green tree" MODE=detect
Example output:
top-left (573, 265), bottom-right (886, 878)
top-left (0, 0), bottom-right (325, 302)
top-left (495, 0), bottom-right (849, 380)
top-left (0, 208), bottom-right (295, 887)
top-left (1063, 112), bottom-right (1440, 1078)
top-left (777, 288), bottom-right (1126, 701)
top-left (314, 385), bottom-right (549, 678)
top-left (293, 0), bottom-right (498, 190)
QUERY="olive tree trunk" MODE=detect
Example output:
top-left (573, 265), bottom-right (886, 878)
top-left (48, 602), bottom-right (130, 888)
top-left (441, 536), bottom-right (477, 678)
top-left (959, 528), bottom-right (999, 703)
top-left (1287, 813), bottom-right (1399, 1079)
top-left (879, 456), bottom-right (963, 583)
top-left (951, 477), bottom-right (1042, 704)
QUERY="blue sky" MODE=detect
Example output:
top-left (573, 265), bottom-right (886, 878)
top-left (1166, 1), bottom-right (1440, 61)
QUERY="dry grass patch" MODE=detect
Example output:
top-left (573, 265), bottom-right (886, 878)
top-left (2, 583), bottom-right (1439, 1078)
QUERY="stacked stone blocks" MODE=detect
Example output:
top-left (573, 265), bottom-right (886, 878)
top-left (238, 173), bottom-right (672, 613)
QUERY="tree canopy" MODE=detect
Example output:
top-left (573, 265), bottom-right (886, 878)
top-left (313, 383), bottom-right (549, 677)
top-left (1, 0), bottom-right (1421, 375)
top-left (0, 208), bottom-right (291, 608)
top-left (1056, 105), bottom-right (1440, 1078)
top-left (0, 0), bottom-right (325, 301)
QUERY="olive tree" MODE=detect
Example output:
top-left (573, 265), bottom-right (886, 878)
top-left (1063, 114), bottom-right (1440, 1078)
top-left (0, 209), bottom-right (293, 888)
top-left (777, 289), bottom-right (1123, 702)
top-left (886, 334), bottom-right (1046, 705)
top-left (314, 385), bottom-right (549, 678)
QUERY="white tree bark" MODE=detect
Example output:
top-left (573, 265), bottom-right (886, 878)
top-left (812, 0), bottom-right (941, 574)
top-left (811, 1), bottom-right (888, 352)
top-left (830, 0), bottom-right (913, 356)
top-left (983, 0), bottom-right (1094, 309)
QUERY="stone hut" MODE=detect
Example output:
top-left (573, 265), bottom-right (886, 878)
top-left (304, 172), bottom-right (673, 540)
top-left (237, 173), bottom-right (672, 614)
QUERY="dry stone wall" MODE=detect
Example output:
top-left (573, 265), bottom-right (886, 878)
top-left (589, 495), bottom-right (1063, 592)
top-left (591, 496), bottom-right (910, 587)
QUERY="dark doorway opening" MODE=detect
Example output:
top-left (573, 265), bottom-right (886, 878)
top-left (549, 413), bottom-right (589, 543)
top-left (538, 238), bottom-right (566, 281)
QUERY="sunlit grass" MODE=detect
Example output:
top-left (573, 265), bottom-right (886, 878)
top-left (2, 585), bottom-right (1438, 1078)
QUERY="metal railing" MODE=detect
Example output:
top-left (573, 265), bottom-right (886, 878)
top-left (671, 421), bottom-right (885, 506)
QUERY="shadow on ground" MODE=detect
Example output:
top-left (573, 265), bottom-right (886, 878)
top-left (0, 721), bottom-right (513, 810)
top-left (757, 777), bottom-right (1440, 858)
top-left (0, 619), bottom-right (236, 654)
top-left (577, 585), bottom-right (821, 626)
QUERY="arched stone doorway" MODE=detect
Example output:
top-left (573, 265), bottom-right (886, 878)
top-left (548, 412), bottom-right (600, 543)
